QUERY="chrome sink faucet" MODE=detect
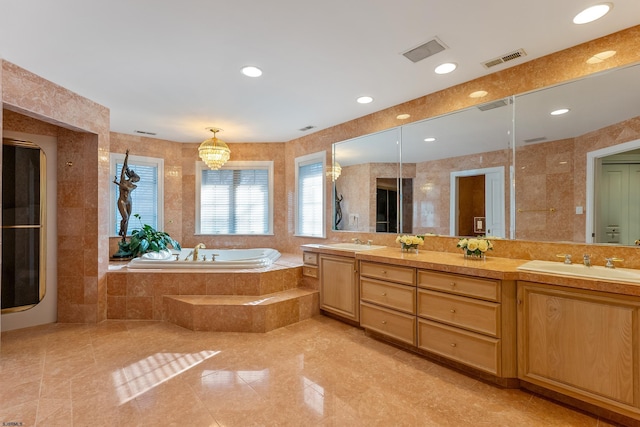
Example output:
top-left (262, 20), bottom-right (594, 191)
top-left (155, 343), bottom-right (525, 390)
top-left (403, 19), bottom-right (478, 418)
top-left (605, 257), bottom-right (624, 269)
top-left (557, 254), bottom-right (572, 264)
top-left (352, 238), bottom-right (363, 245)
top-left (583, 254), bottom-right (591, 267)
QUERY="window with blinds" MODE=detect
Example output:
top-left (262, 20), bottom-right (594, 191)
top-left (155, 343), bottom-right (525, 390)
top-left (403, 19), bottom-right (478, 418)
top-left (295, 152), bottom-right (325, 237)
top-left (110, 154), bottom-right (164, 236)
top-left (197, 161), bottom-right (273, 235)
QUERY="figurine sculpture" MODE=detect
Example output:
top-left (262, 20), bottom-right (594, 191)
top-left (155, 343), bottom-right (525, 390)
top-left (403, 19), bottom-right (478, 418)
top-left (112, 149), bottom-right (140, 258)
top-left (334, 186), bottom-right (343, 229)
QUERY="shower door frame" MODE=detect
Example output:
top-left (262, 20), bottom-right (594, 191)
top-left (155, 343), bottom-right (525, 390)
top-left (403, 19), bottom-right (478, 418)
top-left (1, 137), bottom-right (47, 314)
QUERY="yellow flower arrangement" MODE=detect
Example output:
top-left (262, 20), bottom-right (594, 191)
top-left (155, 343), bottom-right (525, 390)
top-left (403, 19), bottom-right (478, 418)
top-left (457, 237), bottom-right (493, 258)
top-left (396, 235), bottom-right (424, 252)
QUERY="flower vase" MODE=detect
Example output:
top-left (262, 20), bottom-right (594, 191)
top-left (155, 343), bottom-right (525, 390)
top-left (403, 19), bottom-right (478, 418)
top-left (464, 250), bottom-right (485, 260)
top-left (401, 243), bottom-right (419, 254)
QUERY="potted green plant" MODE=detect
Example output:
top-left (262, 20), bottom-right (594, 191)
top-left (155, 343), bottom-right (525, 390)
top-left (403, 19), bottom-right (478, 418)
top-left (125, 214), bottom-right (181, 257)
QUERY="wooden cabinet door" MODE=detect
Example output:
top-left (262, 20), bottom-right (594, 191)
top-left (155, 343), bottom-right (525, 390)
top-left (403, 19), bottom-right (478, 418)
top-left (518, 281), bottom-right (640, 415)
top-left (319, 255), bottom-right (358, 321)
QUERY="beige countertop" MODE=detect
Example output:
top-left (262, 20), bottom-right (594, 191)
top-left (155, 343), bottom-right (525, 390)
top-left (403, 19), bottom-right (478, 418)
top-left (302, 244), bottom-right (640, 297)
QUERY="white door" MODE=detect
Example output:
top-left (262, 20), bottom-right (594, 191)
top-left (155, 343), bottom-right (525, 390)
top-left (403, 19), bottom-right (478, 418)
top-left (597, 163), bottom-right (640, 245)
top-left (485, 170), bottom-right (505, 238)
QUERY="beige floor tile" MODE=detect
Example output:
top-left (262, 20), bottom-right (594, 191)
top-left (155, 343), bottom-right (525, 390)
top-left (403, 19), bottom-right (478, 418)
top-left (0, 316), bottom-right (626, 426)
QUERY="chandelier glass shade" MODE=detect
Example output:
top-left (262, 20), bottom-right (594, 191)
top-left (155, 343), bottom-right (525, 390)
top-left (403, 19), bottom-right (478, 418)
top-left (326, 161), bottom-right (342, 181)
top-left (199, 127), bottom-right (231, 169)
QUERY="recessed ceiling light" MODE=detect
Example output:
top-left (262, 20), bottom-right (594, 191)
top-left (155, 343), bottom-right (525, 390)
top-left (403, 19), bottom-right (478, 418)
top-left (396, 114), bottom-right (411, 120)
top-left (573, 3), bottom-right (612, 24)
top-left (241, 66), bottom-right (263, 77)
top-left (424, 137), bottom-right (436, 142)
top-left (586, 50), bottom-right (617, 64)
top-left (550, 108), bottom-right (570, 116)
top-left (469, 90), bottom-right (488, 98)
top-left (357, 96), bottom-right (374, 104)
top-left (434, 62), bottom-right (457, 74)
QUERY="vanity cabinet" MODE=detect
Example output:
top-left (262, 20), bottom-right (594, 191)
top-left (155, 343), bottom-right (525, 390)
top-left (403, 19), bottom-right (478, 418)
top-left (319, 254), bottom-right (359, 322)
top-left (417, 270), bottom-right (516, 377)
top-left (302, 251), bottom-right (318, 278)
top-left (359, 261), bottom-right (416, 345)
top-left (518, 281), bottom-right (640, 419)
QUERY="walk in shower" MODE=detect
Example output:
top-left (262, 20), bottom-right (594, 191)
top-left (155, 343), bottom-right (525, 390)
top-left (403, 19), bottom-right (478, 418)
top-left (1, 138), bottom-right (46, 313)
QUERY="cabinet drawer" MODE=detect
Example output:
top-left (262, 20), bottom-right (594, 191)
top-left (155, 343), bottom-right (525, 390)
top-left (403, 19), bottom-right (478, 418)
top-left (418, 270), bottom-right (499, 301)
top-left (303, 252), bottom-right (318, 266)
top-left (361, 278), bottom-right (416, 314)
top-left (360, 261), bottom-right (415, 285)
top-left (417, 290), bottom-right (499, 337)
top-left (303, 266), bottom-right (318, 278)
top-left (418, 319), bottom-right (499, 375)
top-left (361, 302), bottom-right (416, 345)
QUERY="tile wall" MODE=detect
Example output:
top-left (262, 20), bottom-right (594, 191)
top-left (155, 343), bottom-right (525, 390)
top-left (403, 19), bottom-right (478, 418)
top-left (2, 25), bottom-right (640, 323)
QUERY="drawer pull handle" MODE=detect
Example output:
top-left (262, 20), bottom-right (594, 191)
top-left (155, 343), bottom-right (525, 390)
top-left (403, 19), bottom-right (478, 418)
top-left (450, 343), bottom-right (457, 348)
top-left (381, 320), bottom-right (387, 324)
top-left (382, 292), bottom-right (387, 296)
top-left (450, 282), bottom-right (456, 288)
top-left (450, 309), bottom-right (456, 313)
top-left (381, 270), bottom-right (387, 274)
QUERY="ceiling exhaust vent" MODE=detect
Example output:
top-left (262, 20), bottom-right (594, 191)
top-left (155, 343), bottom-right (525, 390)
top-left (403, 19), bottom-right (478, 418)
top-left (402, 37), bottom-right (447, 63)
top-left (299, 125), bottom-right (315, 132)
top-left (482, 48), bottom-right (527, 69)
top-left (523, 136), bottom-right (547, 144)
top-left (477, 98), bottom-right (511, 111)
top-left (134, 130), bottom-right (157, 136)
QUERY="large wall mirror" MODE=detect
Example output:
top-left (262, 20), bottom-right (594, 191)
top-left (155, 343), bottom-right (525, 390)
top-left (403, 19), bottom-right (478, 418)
top-left (332, 101), bottom-right (513, 237)
top-left (332, 128), bottom-right (401, 233)
top-left (514, 62), bottom-right (640, 244)
top-left (332, 61), bottom-right (640, 247)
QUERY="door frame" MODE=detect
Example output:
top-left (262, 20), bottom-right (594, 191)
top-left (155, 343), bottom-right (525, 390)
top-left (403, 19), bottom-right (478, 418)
top-left (450, 166), bottom-right (505, 237)
top-left (1, 131), bottom-right (58, 331)
top-left (586, 138), bottom-right (640, 243)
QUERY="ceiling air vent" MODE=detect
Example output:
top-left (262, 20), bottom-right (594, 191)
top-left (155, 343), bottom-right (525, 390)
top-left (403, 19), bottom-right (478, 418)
top-left (523, 136), bottom-right (547, 144)
top-left (477, 98), bottom-right (511, 111)
top-left (134, 130), bottom-right (157, 136)
top-left (299, 125), bottom-right (315, 132)
top-left (482, 48), bottom-right (527, 69)
top-left (402, 37), bottom-right (447, 63)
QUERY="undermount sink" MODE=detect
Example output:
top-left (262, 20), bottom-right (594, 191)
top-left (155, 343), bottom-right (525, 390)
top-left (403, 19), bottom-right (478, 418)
top-left (517, 260), bottom-right (640, 284)
top-left (319, 243), bottom-right (386, 251)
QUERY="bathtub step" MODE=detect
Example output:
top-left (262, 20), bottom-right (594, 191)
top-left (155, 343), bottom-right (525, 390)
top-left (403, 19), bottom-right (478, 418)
top-left (163, 288), bottom-right (319, 332)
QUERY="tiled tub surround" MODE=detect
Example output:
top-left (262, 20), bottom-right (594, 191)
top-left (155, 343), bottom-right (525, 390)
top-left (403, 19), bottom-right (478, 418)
top-left (304, 244), bottom-right (640, 426)
top-left (106, 253), bottom-right (319, 332)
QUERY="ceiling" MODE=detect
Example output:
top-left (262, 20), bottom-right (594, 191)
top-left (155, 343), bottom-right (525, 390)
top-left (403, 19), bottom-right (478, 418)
top-left (1, 0), bottom-right (639, 143)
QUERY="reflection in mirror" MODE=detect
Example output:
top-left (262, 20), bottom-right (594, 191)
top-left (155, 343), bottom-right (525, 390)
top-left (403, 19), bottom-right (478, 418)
top-left (401, 101), bottom-right (513, 238)
top-left (332, 129), bottom-right (401, 232)
top-left (376, 178), bottom-right (412, 233)
top-left (514, 63), bottom-right (640, 244)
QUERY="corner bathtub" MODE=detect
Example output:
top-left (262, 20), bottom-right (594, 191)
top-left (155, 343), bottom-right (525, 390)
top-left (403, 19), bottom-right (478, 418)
top-left (126, 248), bottom-right (281, 269)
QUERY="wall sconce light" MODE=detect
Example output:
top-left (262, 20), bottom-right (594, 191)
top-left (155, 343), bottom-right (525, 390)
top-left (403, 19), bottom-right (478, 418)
top-left (199, 127), bottom-right (231, 170)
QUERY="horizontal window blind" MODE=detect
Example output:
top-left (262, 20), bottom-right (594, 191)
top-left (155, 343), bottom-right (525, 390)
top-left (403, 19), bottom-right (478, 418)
top-left (200, 168), bottom-right (269, 234)
top-left (298, 161), bottom-right (323, 236)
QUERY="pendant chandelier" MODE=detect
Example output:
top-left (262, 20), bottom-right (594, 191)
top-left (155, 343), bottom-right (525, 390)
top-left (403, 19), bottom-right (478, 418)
top-left (199, 127), bottom-right (231, 170)
top-left (326, 161), bottom-right (342, 181)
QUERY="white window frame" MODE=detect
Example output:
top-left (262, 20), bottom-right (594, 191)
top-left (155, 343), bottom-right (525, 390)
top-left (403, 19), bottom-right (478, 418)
top-left (109, 153), bottom-right (164, 237)
top-left (195, 160), bottom-right (274, 235)
top-left (294, 151), bottom-right (326, 238)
